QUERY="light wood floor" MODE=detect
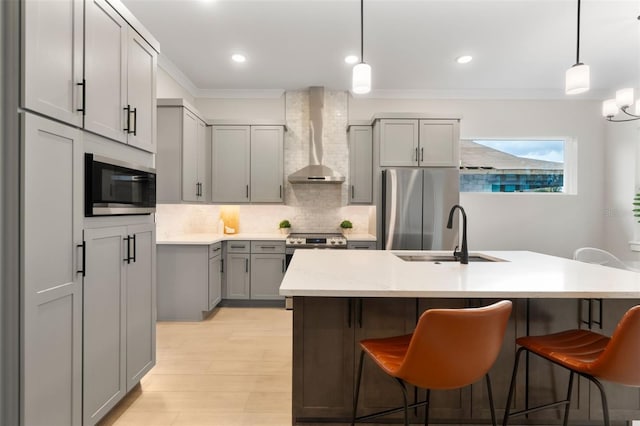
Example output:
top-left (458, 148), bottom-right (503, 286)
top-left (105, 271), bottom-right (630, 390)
top-left (99, 307), bottom-right (293, 426)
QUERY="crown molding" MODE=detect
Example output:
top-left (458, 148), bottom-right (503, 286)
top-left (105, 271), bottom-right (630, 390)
top-left (157, 54), bottom-right (199, 98)
top-left (354, 88), bottom-right (612, 101)
top-left (196, 89), bottom-right (285, 99)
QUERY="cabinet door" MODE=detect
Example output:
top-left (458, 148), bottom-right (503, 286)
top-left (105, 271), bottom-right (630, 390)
top-left (292, 297), bottom-right (355, 420)
top-left (522, 299), bottom-right (589, 423)
top-left (588, 299), bottom-right (640, 421)
top-left (182, 109), bottom-right (200, 201)
top-left (250, 126), bottom-right (284, 203)
top-left (83, 226), bottom-right (127, 426)
top-left (354, 298), bottom-right (416, 420)
top-left (348, 126), bottom-right (373, 204)
top-left (208, 255), bottom-right (222, 310)
top-left (211, 126), bottom-right (251, 203)
top-left (379, 119), bottom-right (419, 167)
top-left (84, 0), bottom-right (127, 143)
top-left (126, 31), bottom-right (157, 153)
top-left (23, 0), bottom-right (83, 127)
top-left (156, 107), bottom-right (182, 202)
top-left (418, 120), bottom-right (459, 167)
top-left (225, 253), bottom-right (251, 299)
top-left (196, 118), bottom-right (209, 201)
top-left (125, 224), bottom-right (156, 391)
top-left (23, 114), bottom-right (82, 426)
top-left (250, 253), bottom-right (285, 300)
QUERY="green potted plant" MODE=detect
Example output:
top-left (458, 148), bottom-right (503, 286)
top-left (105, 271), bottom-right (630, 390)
top-left (340, 220), bottom-right (353, 235)
top-left (634, 193), bottom-right (640, 222)
top-left (279, 219), bottom-right (291, 235)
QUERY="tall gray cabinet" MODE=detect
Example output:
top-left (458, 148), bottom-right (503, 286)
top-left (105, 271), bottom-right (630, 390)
top-left (347, 125), bottom-right (373, 204)
top-left (21, 0), bottom-right (159, 424)
top-left (22, 113), bottom-right (83, 426)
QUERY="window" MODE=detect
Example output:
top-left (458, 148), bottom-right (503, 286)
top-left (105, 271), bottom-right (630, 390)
top-left (460, 139), bottom-right (575, 194)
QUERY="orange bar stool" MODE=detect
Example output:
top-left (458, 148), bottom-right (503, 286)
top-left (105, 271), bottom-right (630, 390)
top-left (502, 305), bottom-right (640, 426)
top-left (351, 300), bottom-right (512, 426)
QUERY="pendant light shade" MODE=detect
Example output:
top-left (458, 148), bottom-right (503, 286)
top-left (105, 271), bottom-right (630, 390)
top-left (352, 0), bottom-right (371, 94)
top-left (565, 63), bottom-right (590, 95)
top-left (352, 62), bottom-right (371, 94)
top-left (565, 0), bottom-right (589, 95)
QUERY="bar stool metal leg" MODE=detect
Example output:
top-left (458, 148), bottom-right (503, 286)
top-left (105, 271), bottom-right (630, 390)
top-left (562, 371), bottom-right (574, 426)
top-left (588, 376), bottom-right (610, 426)
top-left (485, 373), bottom-right (497, 426)
top-left (503, 346), bottom-right (525, 425)
top-left (394, 378), bottom-right (409, 426)
top-left (424, 389), bottom-right (430, 426)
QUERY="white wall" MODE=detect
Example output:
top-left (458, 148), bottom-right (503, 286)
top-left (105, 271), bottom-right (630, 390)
top-left (603, 121), bottom-right (640, 260)
top-left (350, 98), bottom-right (606, 258)
top-left (194, 97), bottom-right (285, 121)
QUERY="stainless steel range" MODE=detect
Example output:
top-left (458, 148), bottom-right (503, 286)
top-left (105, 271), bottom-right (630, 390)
top-left (284, 233), bottom-right (347, 309)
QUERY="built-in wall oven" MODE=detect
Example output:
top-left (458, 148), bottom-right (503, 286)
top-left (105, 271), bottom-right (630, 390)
top-left (284, 233), bottom-right (347, 309)
top-left (85, 153), bottom-right (156, 216)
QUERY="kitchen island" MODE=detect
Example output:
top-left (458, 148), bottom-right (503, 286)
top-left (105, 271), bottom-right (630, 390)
top-left (280, 250), bottom-right (640, 425)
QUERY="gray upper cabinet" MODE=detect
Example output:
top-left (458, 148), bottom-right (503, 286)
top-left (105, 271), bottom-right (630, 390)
top-left (85, 0), bottom-right (157, 152)
top-left (348, 125), bottom-right (373, 204)
top-left (211, 125), bottom-right (284, 204)
top-left (25, 0), bottom-right (158, 152)
top-left (211, 125), bottom-right (251, 203)
top-left (378, 119), bottom-right (459, 167)
top-left (22, 113), bottom-right (83, 426)
top-left (84, 0), bottom-right (127, 144)
top-left (23, 0), bottom-right (84, 127)
top-left (250, 126), bottom-right (284, 203)
top-left (157, 102), bottom-right (209, 203)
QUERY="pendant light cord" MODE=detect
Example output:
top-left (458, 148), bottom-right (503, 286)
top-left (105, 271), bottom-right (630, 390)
top-left (360, 0), bottom-right (364, 63)
top-left (575, 0), bottom-right (581, 64)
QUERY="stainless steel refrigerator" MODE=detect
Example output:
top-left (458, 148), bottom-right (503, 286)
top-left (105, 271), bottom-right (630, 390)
top-left (379, 168), bottom-right (459, 250)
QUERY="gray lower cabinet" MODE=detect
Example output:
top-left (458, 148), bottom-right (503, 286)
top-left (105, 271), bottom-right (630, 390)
top-left (225, 253), bottom-right (251, 299)
top-left (157, 242), bottom-right (222, 320)
top-left (347, 241), bottom-right (377, 250)
top-left (22, 114), bottom-right (83, 426)
top-left (83, 223), bottom-right (156, 426)
top-left (292, 297), bottom-right (415, 423)
top-left (250, 241), bottom-right (285, 300)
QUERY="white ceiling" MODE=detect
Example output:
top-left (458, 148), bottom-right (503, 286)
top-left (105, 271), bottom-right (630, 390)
top-left (121, 0), bottom-right (639, 99)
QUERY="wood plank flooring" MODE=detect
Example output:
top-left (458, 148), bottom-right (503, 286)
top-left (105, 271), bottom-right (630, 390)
top-left (98, 307), bottom-right (292, 426)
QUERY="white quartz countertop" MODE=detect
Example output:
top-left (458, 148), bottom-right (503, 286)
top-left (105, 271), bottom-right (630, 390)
top-left (157, 233), bottom-right (286, 245)
top-left (279, 250), bottom-right (640, 298)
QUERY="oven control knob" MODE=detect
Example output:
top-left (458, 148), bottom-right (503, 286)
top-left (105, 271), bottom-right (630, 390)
top-left (338, 240), bottom-right (345, 245)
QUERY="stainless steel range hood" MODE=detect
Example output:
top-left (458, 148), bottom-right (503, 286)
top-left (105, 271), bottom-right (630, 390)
top-left (288, 87), bottom-right (345, 184)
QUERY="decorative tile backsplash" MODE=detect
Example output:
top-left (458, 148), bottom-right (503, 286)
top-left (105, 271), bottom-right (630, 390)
top-left (156, 88), bottom-right (375, 238)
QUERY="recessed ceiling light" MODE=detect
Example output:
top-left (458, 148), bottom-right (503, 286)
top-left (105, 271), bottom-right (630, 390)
top-left (231, 54), bottom-right (246, 63)
top-left (344, 55), bottom-right (359, 64)
top-left (456, 55), bottom-right (473, 64)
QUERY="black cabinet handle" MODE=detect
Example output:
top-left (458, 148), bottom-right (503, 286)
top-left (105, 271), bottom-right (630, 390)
top-left (245, 258), bottom-right (249, 273)
top-left (358, 298), bottom-right (363, 328)
top-left (279, 185), bottom-right (282, 199)
top-left (131, 234), bottom-right (137, 263)
top-left (415, 147), bottom-right (419, 161)
top-left (347, 299), bottom-right (353, 328)
top-left (132, 107), bottom-right (137, 136)
top-left (221, 258), bottom-right (224, 273)
top-left (420, 147), bottom-right (424, 162)
top-left (123, 236), bottom-right (131, 263)
top-left (77, 241), bottom-right (86, 277)
top-left (76, 80), bottom-right (86, 115)
top-left (282, 259), bottom-right (285, 273)
top-left (246, 185), bottom-right (249, 199)
top-left (123, 105), bottom-right (131, 133)
top-left (351, 185), bottom-right (355, 199)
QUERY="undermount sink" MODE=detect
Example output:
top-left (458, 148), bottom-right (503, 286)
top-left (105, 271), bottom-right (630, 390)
top-left (395, 253), bottom-right (506, 263)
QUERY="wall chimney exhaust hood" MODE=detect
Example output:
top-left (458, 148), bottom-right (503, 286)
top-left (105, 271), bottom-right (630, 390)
top-left (288, 87), bottom-right (345, 184)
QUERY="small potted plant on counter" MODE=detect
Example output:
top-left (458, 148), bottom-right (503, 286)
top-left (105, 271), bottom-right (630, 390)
top-left (340, 220), bottom-right (353, 235)
top-left (279, 219), bottom-right (292, 235)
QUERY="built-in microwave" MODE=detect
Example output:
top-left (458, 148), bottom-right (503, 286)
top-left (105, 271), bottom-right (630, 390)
top-left (85, 153), bottom-right (156, 216)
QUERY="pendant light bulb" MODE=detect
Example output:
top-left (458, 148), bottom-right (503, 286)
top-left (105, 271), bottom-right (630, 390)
top-left (352, 62), bottom-right (371, 94)
top-left (565, 63), bottom-right (590, 95)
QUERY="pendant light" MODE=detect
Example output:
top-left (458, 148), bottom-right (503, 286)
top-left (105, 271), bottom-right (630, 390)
top-left (352, 0), bottom-right (371, 94)
top-left (565, 0), bottom-right (590, 95)
top-left (602, 88), bottom-right (640, 122)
